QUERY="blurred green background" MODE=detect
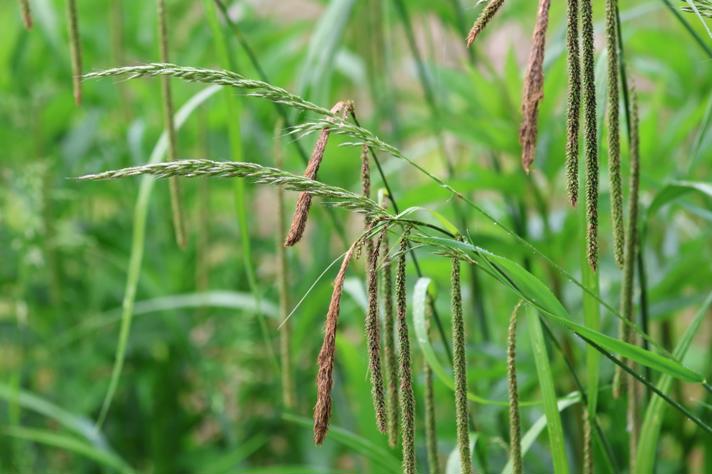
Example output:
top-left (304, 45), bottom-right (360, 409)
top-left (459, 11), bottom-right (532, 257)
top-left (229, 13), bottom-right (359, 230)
top-left (1, 0), bottom-right (711, 473)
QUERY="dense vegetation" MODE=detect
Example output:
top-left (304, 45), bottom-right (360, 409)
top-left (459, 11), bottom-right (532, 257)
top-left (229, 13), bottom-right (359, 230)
top-left (2, 0), bottom-right (711, 473)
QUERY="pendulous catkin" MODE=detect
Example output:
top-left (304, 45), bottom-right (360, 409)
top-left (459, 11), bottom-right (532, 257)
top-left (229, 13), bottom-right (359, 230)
top-left (19, 0), bottom-right (32, 29)
top-left (314, 243), bottom-right (357, 444)
top-left (582, 410), bottom-right (593, 474)
top-left (66, 0), bottom-right (82, 105)
top-left (275, 121), bottom-right (295, 409)
top-left (157, 0), bottom-right (187, 249)
top-left (285, 101), bottom-right (353, 247)
top-left (466, 0), bottom-right (505, 47)
top-left (565, 0), bottom-right (581, 206)
top-left (519, 0), bottom-right (552, 174)
top-left (506, 302), bottom-right (524, 474)
top-left (606, 0), bottom-right (624, 268)
top-left (381, 226), bottom-right (399, 447)
top-left (451, 258), bottom-right (473, 474)
top-left (423, 302), bottom-right (440, 474)
top-left (396, 232), bottom-right (416, 474)
top-left (366, 229), bottom-right (387, 433)
top-left (582, 0), bottom-right (599, 270)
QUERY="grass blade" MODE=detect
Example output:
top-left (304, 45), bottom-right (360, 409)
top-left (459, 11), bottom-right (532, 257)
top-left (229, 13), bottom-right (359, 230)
top-left (526, 306), bottom-right (569, 474)
top-left (634, 292), bottom-right (712, 473)
top-left (1, 426), bottom-right (133, 473)
top-left (501, 393), bottom-right (580, 474)
top-left (95, 85), bottom-right (221, 426)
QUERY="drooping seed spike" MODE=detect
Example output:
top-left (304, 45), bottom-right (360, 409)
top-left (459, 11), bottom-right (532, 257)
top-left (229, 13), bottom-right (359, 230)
top-left (606, 0), bottom-right (624, 268)
top-left (519, 0), bottom-right (552, 174)
top-left (366, 228), bottom-right (387, 433)
top-left (582, 0), bottom-right (599, 271)
top-left (565, 0), bottom-right (581, 206)
top-left (314, 243), bottom-right (357, 444)
top-left (507, 302), bottom-right (524, 474)
top-left (582, 410), bottom-right (593, 474)
top-left (380, 226), bottom-right (399, 447)
top-left (613, 87), bottom-right (642, 403)
top-left (285, 101), bottom-right (353, 247)
top-left (396, 231), bottom-right (416, 474)
top-left (423, 297), bottom-right (440, 474)
top-left (66, 0), bottom-right (82, 105)
top-left (157, 0), bottom-right (187, 249)
top-left (466, 0), bottom-right (505, 47)
top-left (451, 258), bottom-right (473, 474)
top-left (19, 0), bottom-right (32, 29)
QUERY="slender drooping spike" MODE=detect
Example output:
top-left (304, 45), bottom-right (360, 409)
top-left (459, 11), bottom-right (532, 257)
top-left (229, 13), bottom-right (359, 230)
top-left (582, 0), bottom-right (599, 270)
top-left (157, 0), bottom-right (187, 248)
top-left (613, 91), bottom-right (642, 469)
top-left (66, 0), bottom-right (82, 104)
top-left (285, 101), bottom-right (353, 246)
top-left (519, 0), bottom-right (552, 173)
top-left (606, 0), bottom-right (624, 268)
top-left (451, 258), bottom-right (473, 474)
top-left (275, 122), bottom-right (295, 409)
top-left (582, 410), bottom-right (593, 474)
top-left (565, 0), bottom-right (581, 206)
top-left (507, 302), bottom-right (524, 474)
top-left (396, 232), bottom-right (416, 474)
top-left (314, 243), bottom-right (357, 444)
top-left (366, 228), bottom-right (387, 433)
top-left (424, 302), bottom-right (440, 474)
top-left (613, 87), bottom-right (641, 400)
top-left (381, 226), bottom-right (399, 447)
top-left (19, 0), bottom-right (32, 29)
top-left (466, 0), bottom-right (505, 47)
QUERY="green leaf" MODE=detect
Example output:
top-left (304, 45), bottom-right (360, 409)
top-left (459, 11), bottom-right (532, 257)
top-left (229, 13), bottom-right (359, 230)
top-left (2, 426), bottom-right (134, 473)
top-left (635, 292), bottom-right (712, 474)
top-left (282, 414), bottom-right (400, 474)
top-left (419, 236), bottom-right (704, 383)
top-left (526, 306), bottom-right (569, 474)
top-left (413, 277), bottom-right (531, 407)
top-left (501, 393), bottom-right (580, 474)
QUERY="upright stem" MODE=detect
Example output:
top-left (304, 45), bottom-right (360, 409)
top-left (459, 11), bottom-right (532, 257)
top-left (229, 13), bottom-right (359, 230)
top-left (157, 0), bottom-right (187, 248)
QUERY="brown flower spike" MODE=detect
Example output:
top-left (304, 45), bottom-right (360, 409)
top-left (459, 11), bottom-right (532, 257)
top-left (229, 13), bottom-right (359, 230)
top-left (285, 101), bottom-right (353, 247)
top-left (313, 243), bottom-right (357, 445)
top-left (519, 0), bottom-right (552, 173)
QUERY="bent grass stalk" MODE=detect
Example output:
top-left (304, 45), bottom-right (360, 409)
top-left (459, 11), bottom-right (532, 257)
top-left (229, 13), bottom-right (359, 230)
top-left (519, 0), bottom-right (552, 174)
top-left (157, 0), bottom-right (187, 249)
top-left (313, 243), bottom-right (357, 444)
